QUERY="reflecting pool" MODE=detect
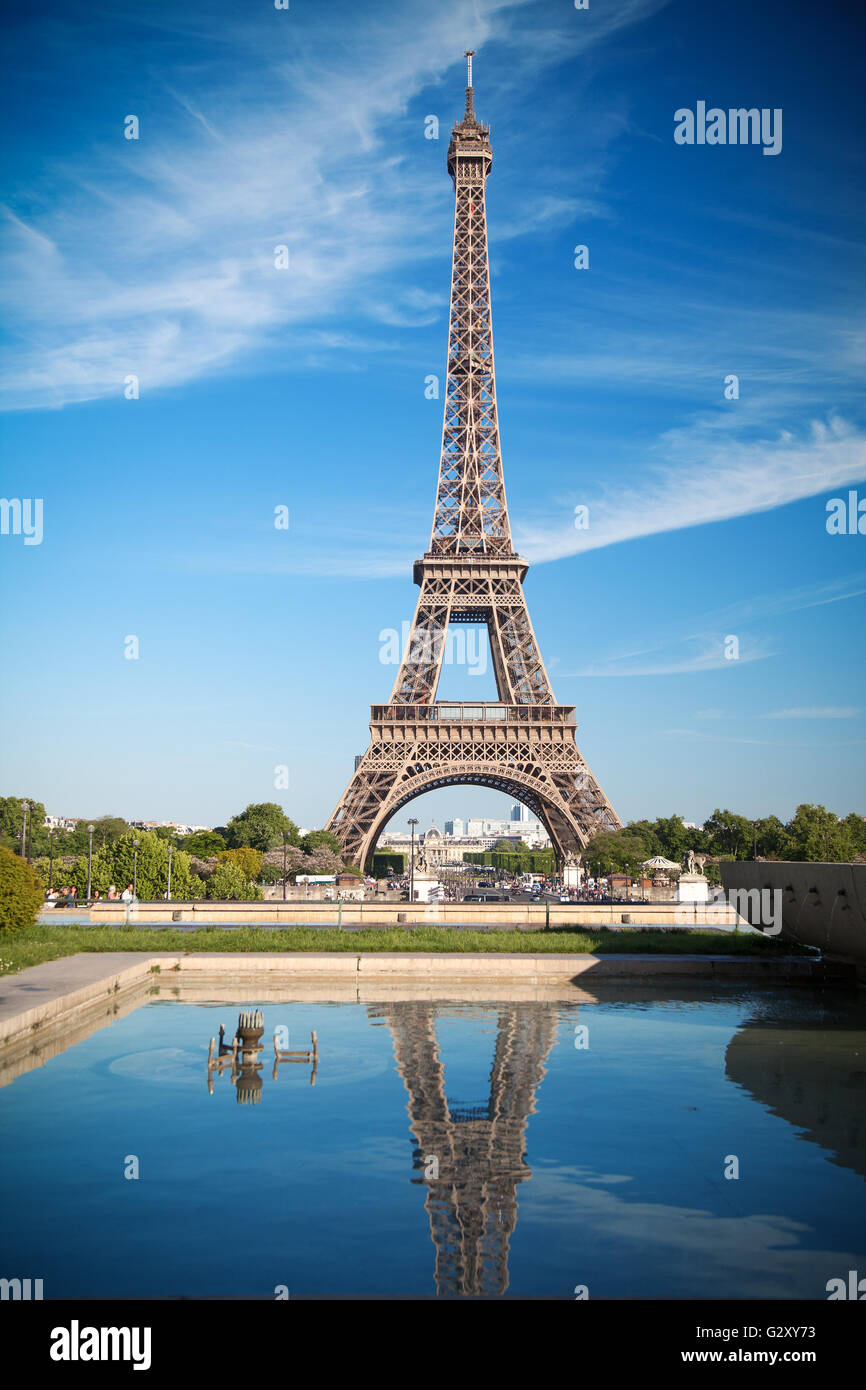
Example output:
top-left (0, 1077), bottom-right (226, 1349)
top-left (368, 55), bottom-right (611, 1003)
top-left (1, 984), bottom-right (864, 1298)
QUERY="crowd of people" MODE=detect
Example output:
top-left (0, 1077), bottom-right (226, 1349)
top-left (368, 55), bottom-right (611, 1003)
top-left (44, 883), bottom-right (136, 907)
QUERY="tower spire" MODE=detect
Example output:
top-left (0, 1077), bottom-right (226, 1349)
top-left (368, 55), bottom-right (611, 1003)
top-left (464, 48), bottom-right (475, 120)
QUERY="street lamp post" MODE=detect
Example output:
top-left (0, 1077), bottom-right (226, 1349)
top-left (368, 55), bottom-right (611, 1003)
top-left (86, 824), bottom-right (94, 902)
top-left (282, 832), bottom-right (288, 902)
top-left (167, 843), bottom-right (173, 902)
top-left (132, 839), bottom-right (140, 899)
top-left (20, 800), bottom-right (28, 860)
top-left (48, 827), bottom-right (55, 893)
top-left (408, 818), bottom-right (419, 903)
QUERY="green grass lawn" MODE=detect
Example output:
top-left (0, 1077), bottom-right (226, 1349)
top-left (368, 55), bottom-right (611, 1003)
top-left (0, 923), bottom-right (811, 975)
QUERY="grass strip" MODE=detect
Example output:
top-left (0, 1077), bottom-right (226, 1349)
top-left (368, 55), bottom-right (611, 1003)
top-left (0, 923), bottom-right (811, 974)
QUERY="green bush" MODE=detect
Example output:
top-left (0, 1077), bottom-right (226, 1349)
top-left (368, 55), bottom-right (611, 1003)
top-left (0, 846), bottom-right (45, 933)
top-left (206, 862), bottom-right (263, 901)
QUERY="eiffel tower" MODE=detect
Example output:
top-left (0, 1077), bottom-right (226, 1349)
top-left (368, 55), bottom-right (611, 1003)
top-left (328, 54), bottom-right (620, 869)
top-left (372, 1001), bottom-right (559, 1296)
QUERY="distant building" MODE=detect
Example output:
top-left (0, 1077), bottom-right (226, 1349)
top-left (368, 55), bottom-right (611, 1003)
top-left (380, 814), bottom-right (552, 858)
top-left (467, 817), bottom-right (510, 838)
top-left (130, 820), bottom-right (213, 835)
top-left (510, 802), bottom-right (529, 822)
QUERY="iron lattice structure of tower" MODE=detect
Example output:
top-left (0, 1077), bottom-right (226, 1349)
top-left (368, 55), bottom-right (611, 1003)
top-left (328, 54), bottom-right (620, 869)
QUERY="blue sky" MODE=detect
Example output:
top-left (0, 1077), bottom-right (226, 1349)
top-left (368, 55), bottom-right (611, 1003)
top-left (1, 0), bottom-right (864, 834)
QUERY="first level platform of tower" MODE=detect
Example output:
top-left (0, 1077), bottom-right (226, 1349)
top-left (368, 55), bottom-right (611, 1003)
top-left (328, 697), bottom-right (619, 871)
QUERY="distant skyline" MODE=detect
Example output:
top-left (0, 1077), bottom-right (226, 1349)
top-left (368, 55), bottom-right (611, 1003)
top-left (1, 0), bottom-right (864, 835)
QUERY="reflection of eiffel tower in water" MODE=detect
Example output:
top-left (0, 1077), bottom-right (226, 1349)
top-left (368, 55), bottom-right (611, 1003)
top-left (371, 1002), bottom-right (559, 1295)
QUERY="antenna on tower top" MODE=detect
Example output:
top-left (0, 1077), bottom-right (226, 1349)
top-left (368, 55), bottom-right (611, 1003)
top-left (464, 49), bottom-right (476, 119)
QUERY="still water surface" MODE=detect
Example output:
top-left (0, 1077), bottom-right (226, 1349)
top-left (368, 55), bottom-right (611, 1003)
top-left (1, 984), bottom-right (864, 1298)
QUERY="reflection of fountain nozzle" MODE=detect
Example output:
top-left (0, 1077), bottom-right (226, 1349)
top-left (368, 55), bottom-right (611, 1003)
top-left (207, 1013), bottom-right (319, 1098)
top-left (235, 1069), bottom-right (264, 1105)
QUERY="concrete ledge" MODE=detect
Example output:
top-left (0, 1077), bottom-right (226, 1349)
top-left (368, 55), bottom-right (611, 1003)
top-left (0, 954), bottom-right (180, 1050)
top-left (0, 948), bottom-right (827, 1054)
top-left (169, 952), bottom-right (362, 975)
top-left (41, 900), bottom-right (743, 928)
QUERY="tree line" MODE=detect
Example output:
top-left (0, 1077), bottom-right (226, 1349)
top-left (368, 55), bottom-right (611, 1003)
top-left (0, 798), bottom-right (356, 900)
top-left (583, 805), bottom-right (866, 880)
top-left (3, 796), bottom-right (863, 897)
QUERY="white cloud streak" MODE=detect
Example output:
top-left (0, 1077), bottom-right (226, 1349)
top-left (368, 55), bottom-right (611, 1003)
top-left (0, 0), bottom-right (668, 412)
top-left (764, 706), bottom-right (860, 720)
top-left (517, 414), bottom-right (866, 565)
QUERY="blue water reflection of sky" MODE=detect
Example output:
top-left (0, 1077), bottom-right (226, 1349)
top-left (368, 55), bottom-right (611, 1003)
top-left (0, 989), bottom-right (864, 1298)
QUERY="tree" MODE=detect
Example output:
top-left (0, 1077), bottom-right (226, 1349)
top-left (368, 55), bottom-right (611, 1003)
top-left (179, 830), bottom-right (226, 857)
top-left (304, 845), bottom-right (343, 875)
top-left (582, 830), bottom-right (649, 877)
top-left (652, 815), bottom-right (690, 861)
top-left (624, 819), bottom-right (662, 855)
top-left (785, 805), bottom-right (854, 862)
top-left (299, 830), bottom-right (342, 856)
top-left (754, 815), bottom-right (790, 859)
top-left (703, 809), bottom-right (753, 859)
top-left (218, 847), bottom-right (263, 881)
top-left (224, 803), bottom-right (299, 853)
top-left (62, 831), bottom-right (206, 900)
top-left (0, 796), bottom-right (47, 856)
top-left (55, 822), bottom-right (92, 856)
top-left (91, 817), bottom-right (131, 849)
top-left (841, 813), bottom-right (866, 858)
top-left (207, 862), bottom-right (263, 901)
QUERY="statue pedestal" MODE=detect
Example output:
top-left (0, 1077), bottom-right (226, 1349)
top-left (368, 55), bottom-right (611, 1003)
top-left (411, 873), bottom-right (442, 903)
top-left (677, 874), bottom-right (709, 904)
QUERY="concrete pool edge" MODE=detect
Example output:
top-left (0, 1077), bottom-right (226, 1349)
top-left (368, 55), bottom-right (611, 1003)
top-left (0, 949), bottom-right (835, 1052)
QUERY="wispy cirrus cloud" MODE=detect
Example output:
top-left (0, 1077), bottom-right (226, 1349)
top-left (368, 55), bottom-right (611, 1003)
top-left (556, 574), bottom-right (865, 680)
top-left (517, 413), bottom-right (866, 565)
top-left (0, 0), bottom-right (670, 412)
top-left (695, 704), bottom-right (860, 721)
top-left (764, 706), bottom-right (860, 720)
top-left (558, 635), bottom-right (772, 679)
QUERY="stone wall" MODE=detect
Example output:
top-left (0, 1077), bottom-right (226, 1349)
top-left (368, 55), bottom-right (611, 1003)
top-left (719, 861), bottom-right (866, 967)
